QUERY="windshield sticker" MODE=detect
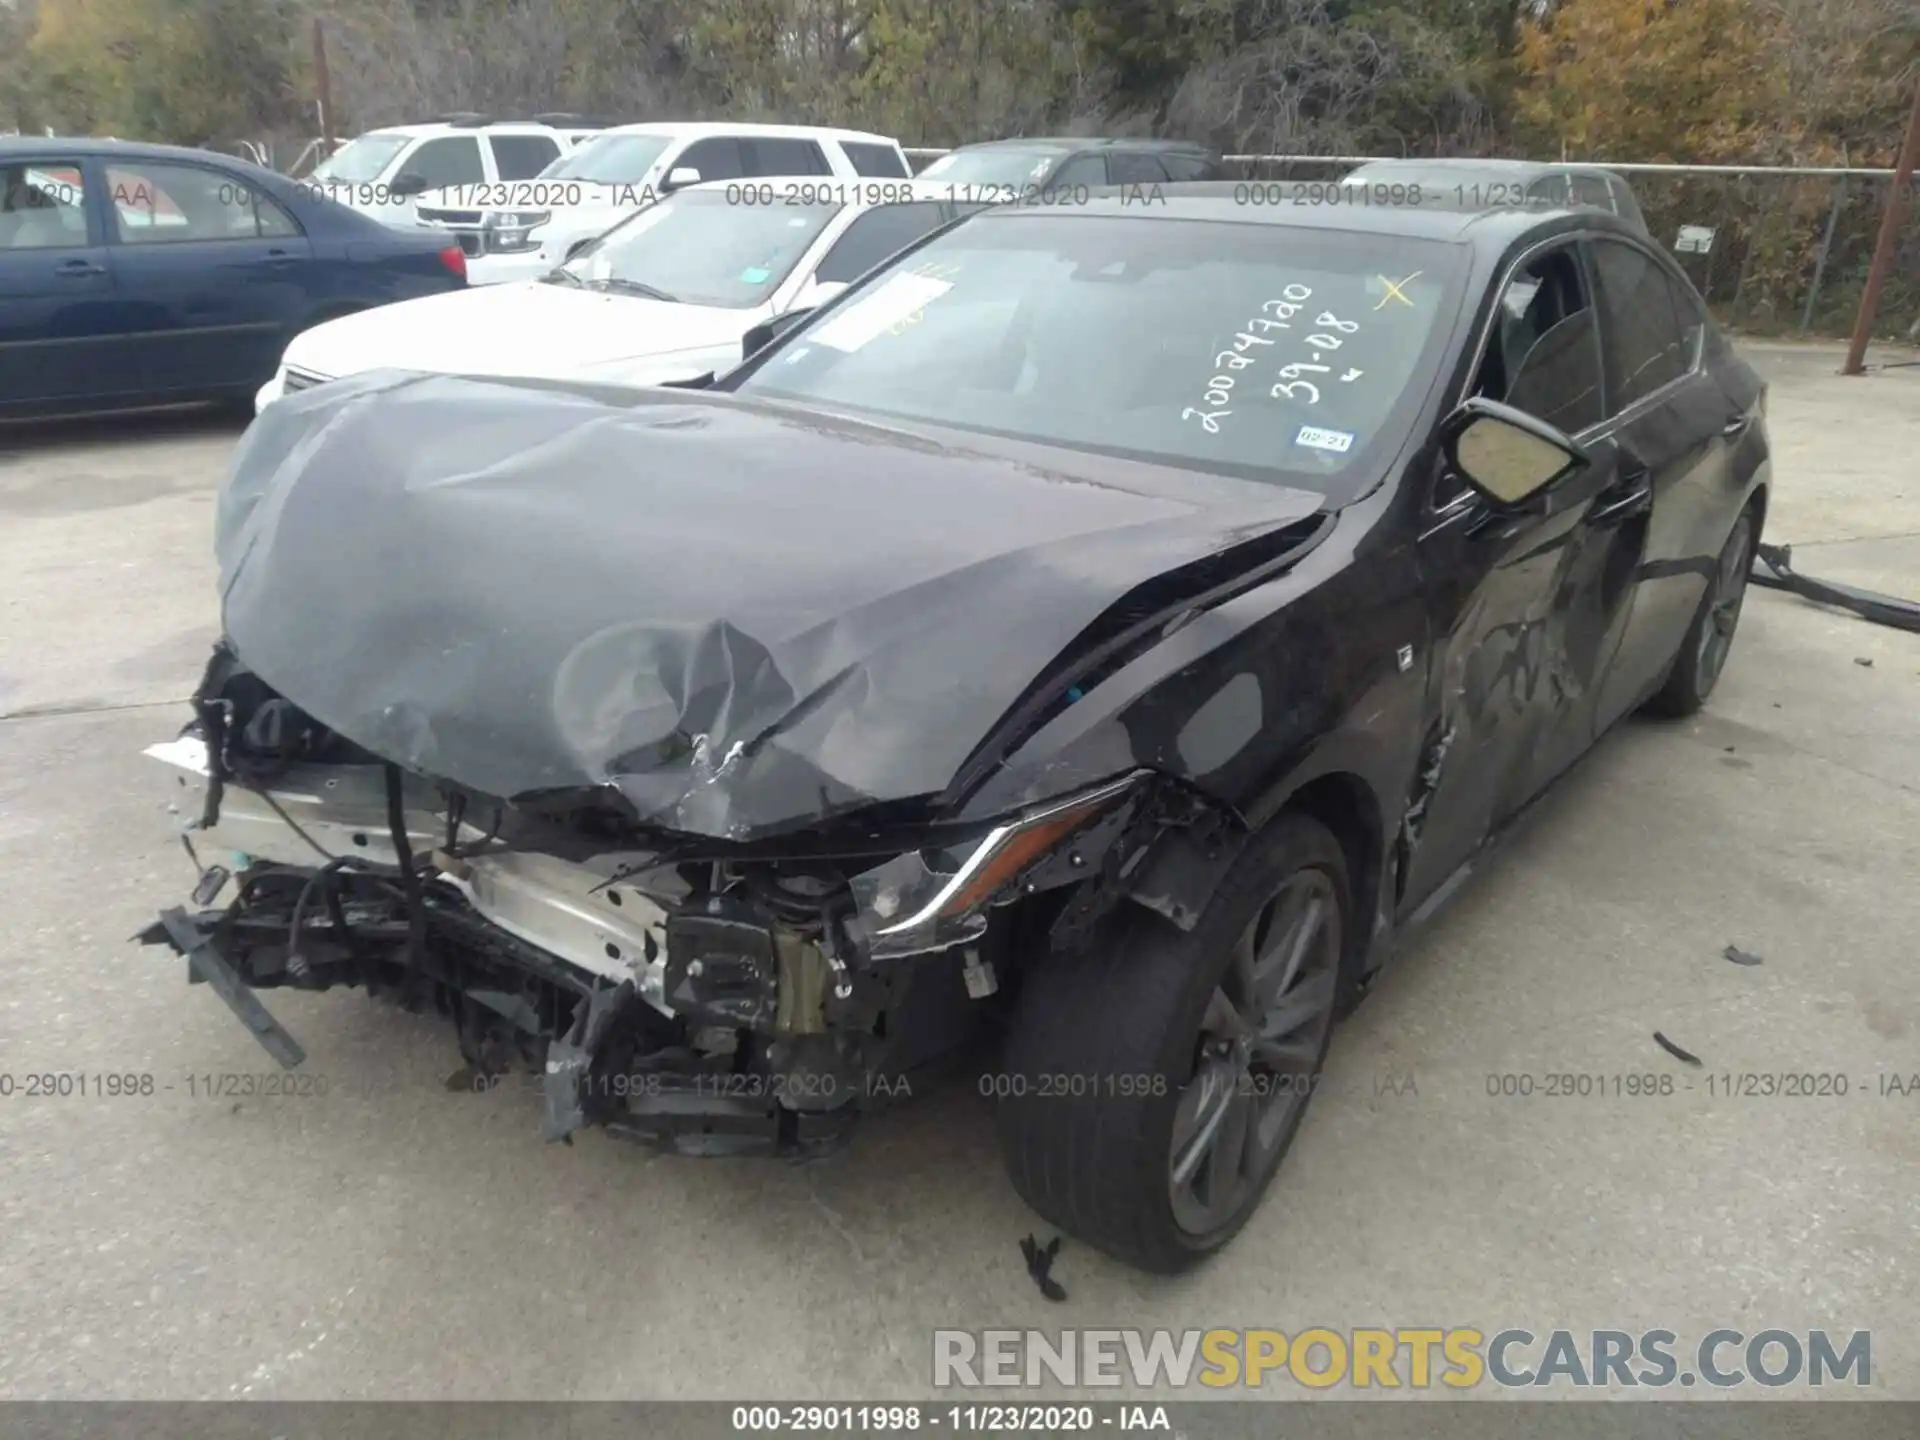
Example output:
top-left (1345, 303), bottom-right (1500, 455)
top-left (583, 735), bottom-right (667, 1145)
top-left (1295, 424), bottom-right (1355, 453)
top-left (739, 266), bottom-right (772, 283)
top-left (809, 273), bottom-right (954, 352)
top-left (781, 346), bottom-right (812, 365)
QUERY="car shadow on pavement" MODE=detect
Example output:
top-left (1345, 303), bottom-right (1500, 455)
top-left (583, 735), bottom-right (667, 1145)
top-left (0, 403), bottom-right (251, 457)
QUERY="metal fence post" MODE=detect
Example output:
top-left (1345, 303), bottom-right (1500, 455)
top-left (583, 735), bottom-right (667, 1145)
top-left (1844, 76), bottom-right (1920, 374)
top-left (1800, 172), bottom-right (1848, 336)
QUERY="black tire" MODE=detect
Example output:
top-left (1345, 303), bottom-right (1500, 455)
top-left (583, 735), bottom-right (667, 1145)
top-left (994, 811), bottom-right (1351, 1273)
top-left (1643, 501), bottom-right (1759, 718)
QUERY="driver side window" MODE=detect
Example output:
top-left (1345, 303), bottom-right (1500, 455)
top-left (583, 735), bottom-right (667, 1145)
top-left (1442, 243), bottom-right (1604, 506)
top-left (1471, 244), bottom-right (1604, 437)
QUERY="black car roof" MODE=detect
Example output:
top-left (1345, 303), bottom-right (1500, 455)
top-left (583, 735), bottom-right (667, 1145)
top-left (955, 137), bottom-right (1215, 155)
top-left (981, 181), bottom-right (1641, 250)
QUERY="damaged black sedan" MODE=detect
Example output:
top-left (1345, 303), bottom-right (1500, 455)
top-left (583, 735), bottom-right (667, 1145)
top-left (144, 187), bottom-right (1770, 1272)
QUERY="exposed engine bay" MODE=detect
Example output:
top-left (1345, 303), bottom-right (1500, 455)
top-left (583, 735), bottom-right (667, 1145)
top-left (142, 644), bottom-right (1232, 1157)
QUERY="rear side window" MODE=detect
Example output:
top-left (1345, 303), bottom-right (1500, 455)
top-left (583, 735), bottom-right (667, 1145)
top-left (674, 137), bottom-right (746, 183)
top-left (1663, 266), bottom-right (1708, 369)
top-left (842, 142), bottom-right (910, 178)
top-left (1527, 174), bottom-right (1569, 206)
top-left (105, 161), bottom-right (268, 244)
top-left (1161, 153), bottom-right (1219, 181)
top-left (812, 202), bottom-right (951, 284)
top-left (1589, 237), bottom-right (1692, 412)
top-left (1048, 153), bottom-right (1108, 188)
top-left (490, 134), bottom-right (562, 180)
top-left (255, 190), bottom-right (303, 238)
top-left (403, 137), bottom-right (484, 189)
top-left (1109, 152), bottom-right (1169, 184)
top-left (745, 138), bottom-right (830, 176)
top-left (1570, 173), bottom-right (1613, 210)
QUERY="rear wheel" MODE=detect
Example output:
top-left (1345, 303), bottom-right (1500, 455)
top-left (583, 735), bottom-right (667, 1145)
top-left (994, 811), bottom-right (1349, 1272)
top-left (1644, 503), bottom-right (1757, 717)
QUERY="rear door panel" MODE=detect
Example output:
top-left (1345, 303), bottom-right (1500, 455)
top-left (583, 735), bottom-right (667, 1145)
top-left (100, 159), bottom-right (316, 394)
top-left (1585, 237), bottom-right (1742, 728)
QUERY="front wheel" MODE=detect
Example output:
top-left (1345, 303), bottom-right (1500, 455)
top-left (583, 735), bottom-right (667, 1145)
top-left (994, 811), bottom-right (1350, 1273)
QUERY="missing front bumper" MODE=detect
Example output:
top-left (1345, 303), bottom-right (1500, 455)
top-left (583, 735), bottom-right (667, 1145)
top-left (139, 735), bottom-right (904, 1156)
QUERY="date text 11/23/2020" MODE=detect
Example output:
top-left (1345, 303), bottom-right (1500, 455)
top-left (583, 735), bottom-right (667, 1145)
top-left (729, 1404), bottom-right (1173, 1432)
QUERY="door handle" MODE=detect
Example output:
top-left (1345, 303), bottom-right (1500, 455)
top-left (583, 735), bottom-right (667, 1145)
top-left (55, 258), bottom-right (105, 277)
top-left (1720, 412), bottom-right (1753, 439)
top-left (1588, 468), bottom-right (1653, 525)
top-left (263, 248), bottom-right (299, 266)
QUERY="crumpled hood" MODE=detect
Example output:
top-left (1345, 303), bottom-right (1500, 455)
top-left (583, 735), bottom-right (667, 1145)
top-left (286, 283), bottom-right (755, 385)
top-left (216, 369), bottom-right (1327, 839)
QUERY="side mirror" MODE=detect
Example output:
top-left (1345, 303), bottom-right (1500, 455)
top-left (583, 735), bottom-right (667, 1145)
top-left (742, 307), bottom-right (816, 361)
top-left (1440, 398), bottom-right (1588, 507)
top-left (664, 165), bottom-right (701, 190)
top-left (388, 171), bottom-right (428, 199)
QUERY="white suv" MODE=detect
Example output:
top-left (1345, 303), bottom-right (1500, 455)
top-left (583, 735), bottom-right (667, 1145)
top-left (412, 122), bottom-right (912, 285)
top-left (298, 117), bottom-right (595, 229)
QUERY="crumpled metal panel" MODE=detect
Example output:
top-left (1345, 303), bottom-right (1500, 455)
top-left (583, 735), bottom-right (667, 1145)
top-left (215, 369), bottom-right (1327, 840)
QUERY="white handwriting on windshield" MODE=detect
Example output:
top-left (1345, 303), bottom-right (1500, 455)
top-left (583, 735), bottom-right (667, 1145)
top-left (1182, 292), bottom-right (1312, 435)
top-left (1258, 287), bottom-right (1363, 407)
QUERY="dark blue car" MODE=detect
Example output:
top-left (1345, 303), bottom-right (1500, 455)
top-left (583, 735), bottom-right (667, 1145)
top-left (0, 137), bottom-right (469, 419)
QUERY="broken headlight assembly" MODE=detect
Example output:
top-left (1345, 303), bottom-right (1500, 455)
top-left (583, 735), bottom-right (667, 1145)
top-left (847, 773), bottom-right (1144, 962)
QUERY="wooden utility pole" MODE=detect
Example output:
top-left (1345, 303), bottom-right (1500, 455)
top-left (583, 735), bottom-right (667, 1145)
top-left (1842, 75), bottom-right (1920, 375)
top-left (312, 18), bottom-right (337, 159)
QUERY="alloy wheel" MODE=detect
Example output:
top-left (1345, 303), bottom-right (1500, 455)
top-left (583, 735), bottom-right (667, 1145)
top-left (1167, 869), bottom-right (1342, 1236)
top-left (1696, 512), bottom-right (1754, 696)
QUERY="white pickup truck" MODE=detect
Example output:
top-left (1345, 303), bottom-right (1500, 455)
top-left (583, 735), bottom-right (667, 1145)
top-left (410, 122), bottom-right (913, 285)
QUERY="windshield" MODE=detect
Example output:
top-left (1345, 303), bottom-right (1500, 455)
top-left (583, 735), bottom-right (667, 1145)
top-left (544, 133), bottom-right (672, 184)
top-left (735, 213), bottom-right (1466, 496)
top-left (311, 134), bottom-right (410, 183)
top-left (917, 149), bottom-right (1062, 187)
top-left (557, 188), bottom-right (842, 308)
